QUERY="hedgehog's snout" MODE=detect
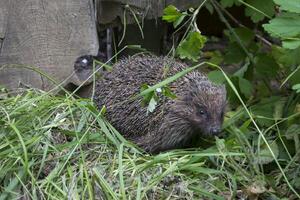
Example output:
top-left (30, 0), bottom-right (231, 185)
top-left (209, 126), bottom-right (221, 136)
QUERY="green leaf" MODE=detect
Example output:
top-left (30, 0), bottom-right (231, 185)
top-left (256, 140), bottom-right (279, 165)
top-left (162, 5), bottom-right (183, 26)
top-left (273, 98), bottom-right (285, 119)
top-left (225, 27), bottom-right (255, 46)
top-left (173, 14), bottom-right (186, 28)
top-left (206, 51), bottom-right (223, 65)
top-left (285, 124), bottom-right (300, 139)
top-left (255, 54), bottom-right (279, 77)
top-left (207, 70), bottom-right (226, 84)
top-left (250, 96), bottom-right (282, 126)
top-left (220, 0), bottom-right (239, 7)
top-left (225, 76), bottom-right (240, 106)
top-left (224, 42), bottom-right (246, 64)
top-left (282, 39), bottom-right (300, 49)
top-left (234, 61), bottom-right (250, 77)
top-left (238, 77), bottom-right (253, 98)
top-left (292, 83), bottom-right (300, 93)
top-left (292, 83), bottom-right (300, 90)
top-left (162, 86), bottom-right (177, 99)
top-left (289, 69), bottom-right (300, 85)
top-left (274, 0), bottom-right (300, 14)
top-left (235, 27), bottom-right (255, 45)
top-left (244, 0), bottom-right (275, 22)
top-left (147, 97), bottom-right (157, 113)
top-left (140, 84), bottom-right (160, 113)
top-left (263, 14), bottom-right (300, 38)
top-left (255, 82), bottom-right (270, 98)
top-left (176, 31), bottom-right (206, 62)
top-left (253, 97), bottom-right (283, 124)
top-left (271, 45), bottom-right (300, 67)
top-left (140, 84), bottom-right (154, 106)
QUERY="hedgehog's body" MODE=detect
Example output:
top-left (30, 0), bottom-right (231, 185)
top-left (94, 55), bottom-right (226, 153)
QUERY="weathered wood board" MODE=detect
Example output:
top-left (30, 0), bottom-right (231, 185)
top-left (0, 0), bottom-right (99, 90)
top-left (0, 0), bottom-right (203, 90)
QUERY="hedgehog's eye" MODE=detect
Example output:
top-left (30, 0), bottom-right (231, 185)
top-left (198, 108), bottom-right (207, 117)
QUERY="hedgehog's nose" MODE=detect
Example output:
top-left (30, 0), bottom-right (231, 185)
top-left (211, 127), bottom-right (221, 135)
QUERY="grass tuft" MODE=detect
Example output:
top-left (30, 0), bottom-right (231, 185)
top-left (0, 89), bottom-right (299, 199)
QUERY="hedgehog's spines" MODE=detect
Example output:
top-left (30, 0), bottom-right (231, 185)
top-left (94, 55), bottom-right (227, 153)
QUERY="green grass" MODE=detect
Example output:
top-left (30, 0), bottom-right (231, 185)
top-left (0, 88), bottom-right (299, 199)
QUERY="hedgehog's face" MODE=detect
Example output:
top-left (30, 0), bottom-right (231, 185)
top-left (74, 55), bottom-right (94, 72)
top-left (180, 84), bottom-right (227, 137)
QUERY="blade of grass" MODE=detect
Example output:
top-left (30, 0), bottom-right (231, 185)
top-left (136, 62), bottom-right (206, 98)
top-left (118, 143), bottom-right (127, 200)
top-left (189, 185), bottom-right (225, 200)
top-left (93, 168), bottom-right (119, 200)
top-left (8, 122), bottom-right (29, 172)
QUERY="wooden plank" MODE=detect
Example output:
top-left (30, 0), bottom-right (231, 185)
top-left (0, 0), bottom-right (8, 39)
top-left (0, 0), bottom-right (99, 90)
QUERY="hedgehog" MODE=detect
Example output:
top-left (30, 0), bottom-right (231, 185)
top-left (93, 55), bottom-right (227, 153)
